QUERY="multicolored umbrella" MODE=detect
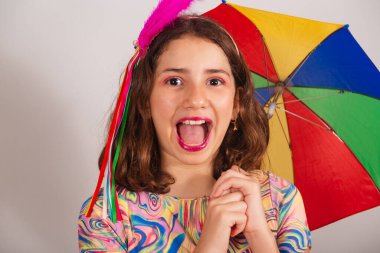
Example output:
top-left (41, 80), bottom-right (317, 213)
top-left (203, 2), bottom-right (380, 230)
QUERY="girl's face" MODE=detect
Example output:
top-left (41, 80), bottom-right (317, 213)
top-left (150, 35), bottom-right (238, 169)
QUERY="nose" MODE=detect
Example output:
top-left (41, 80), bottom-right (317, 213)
top-left (183, 83), bottom-right (209, 109)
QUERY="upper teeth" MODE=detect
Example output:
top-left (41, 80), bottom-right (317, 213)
top-left (182, 120), bottom-right (206, 125)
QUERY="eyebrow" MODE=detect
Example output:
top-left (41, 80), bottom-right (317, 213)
top-left (158, 68), bottom-right (231, 77)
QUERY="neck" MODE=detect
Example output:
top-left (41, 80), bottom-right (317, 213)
top-left (162, 162), bottom-right (216, 199)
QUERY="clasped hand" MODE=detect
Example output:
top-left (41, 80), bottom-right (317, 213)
top-left (194, 166), bottom-right (278, 253)
top-left (207, 165), bottom-right (267, 237)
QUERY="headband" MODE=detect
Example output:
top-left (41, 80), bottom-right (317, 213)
top-left (184, 15), bottom-right (240, 56)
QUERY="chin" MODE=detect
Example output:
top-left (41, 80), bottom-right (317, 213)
top-left (176, 145), bottom-right (218, 166)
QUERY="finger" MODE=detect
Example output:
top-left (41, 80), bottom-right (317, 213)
top-left (212, 168), bottom-right (264, 198)
top-left (230, 188), bottom-right (239, 193)
top-left (221, 166), bottom-right (241, 176)
top-left (212, 174), bottom-right (250, 198)
top-left (221, 166), bottom-right (240, 175)
top-left (211, 169), bottom-right (248, 197)
top-left (220, 188), bottom-right (232, 197)
top-left (231, 165), bottom-right (250, 176)
top-left (210, 191), bottom-right (244, 205)
top-left (213, 177), bottom-right (255, 198)
top-left (230, 165), bottom-right (240, 172)
top-left (230, 212), bottom-right (247, 237)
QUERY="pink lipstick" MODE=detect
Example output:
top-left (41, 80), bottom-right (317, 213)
top-left (176, 117), bottom-right (212, 152)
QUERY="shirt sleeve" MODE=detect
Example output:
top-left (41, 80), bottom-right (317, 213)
top-left (276, 181), bottom-right (312, 253)
top-left (78, 196), bottom-right (128, 252)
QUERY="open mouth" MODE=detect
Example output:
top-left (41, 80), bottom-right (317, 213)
top-left (176, 117), bottom-right (212, 152)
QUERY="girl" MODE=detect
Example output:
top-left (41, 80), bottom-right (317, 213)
top-left (78, 3), bottom-right (311, 252)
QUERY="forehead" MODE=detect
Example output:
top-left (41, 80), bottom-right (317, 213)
top-left (155, 35), bottom-right (232, 72)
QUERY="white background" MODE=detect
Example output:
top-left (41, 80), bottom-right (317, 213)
top-left (0, 0), bottom-right (379, 252)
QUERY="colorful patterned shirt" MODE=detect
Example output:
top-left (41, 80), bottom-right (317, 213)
top-left (78, 172), bottom-right (311, 252)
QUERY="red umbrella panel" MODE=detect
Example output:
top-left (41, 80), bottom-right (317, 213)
top-left (203, 2), bottom-right (380, 230)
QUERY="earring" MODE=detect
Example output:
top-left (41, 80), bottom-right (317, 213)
top-left (231, 119), bottom-right (238, 131)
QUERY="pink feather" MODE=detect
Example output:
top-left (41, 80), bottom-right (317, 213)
top-left (138, 0), bottom-right (196, 56)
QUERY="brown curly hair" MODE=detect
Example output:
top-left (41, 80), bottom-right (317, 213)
top-left (99, 15), bottom-right (269, 194)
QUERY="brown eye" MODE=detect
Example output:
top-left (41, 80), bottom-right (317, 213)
top-left (208, 78), bottom-right (224, 86)
top-left (166, 78), bottom-right (182, 86)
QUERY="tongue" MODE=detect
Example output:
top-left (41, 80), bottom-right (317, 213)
top-left (178, 124), bottom-right (205, 145)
